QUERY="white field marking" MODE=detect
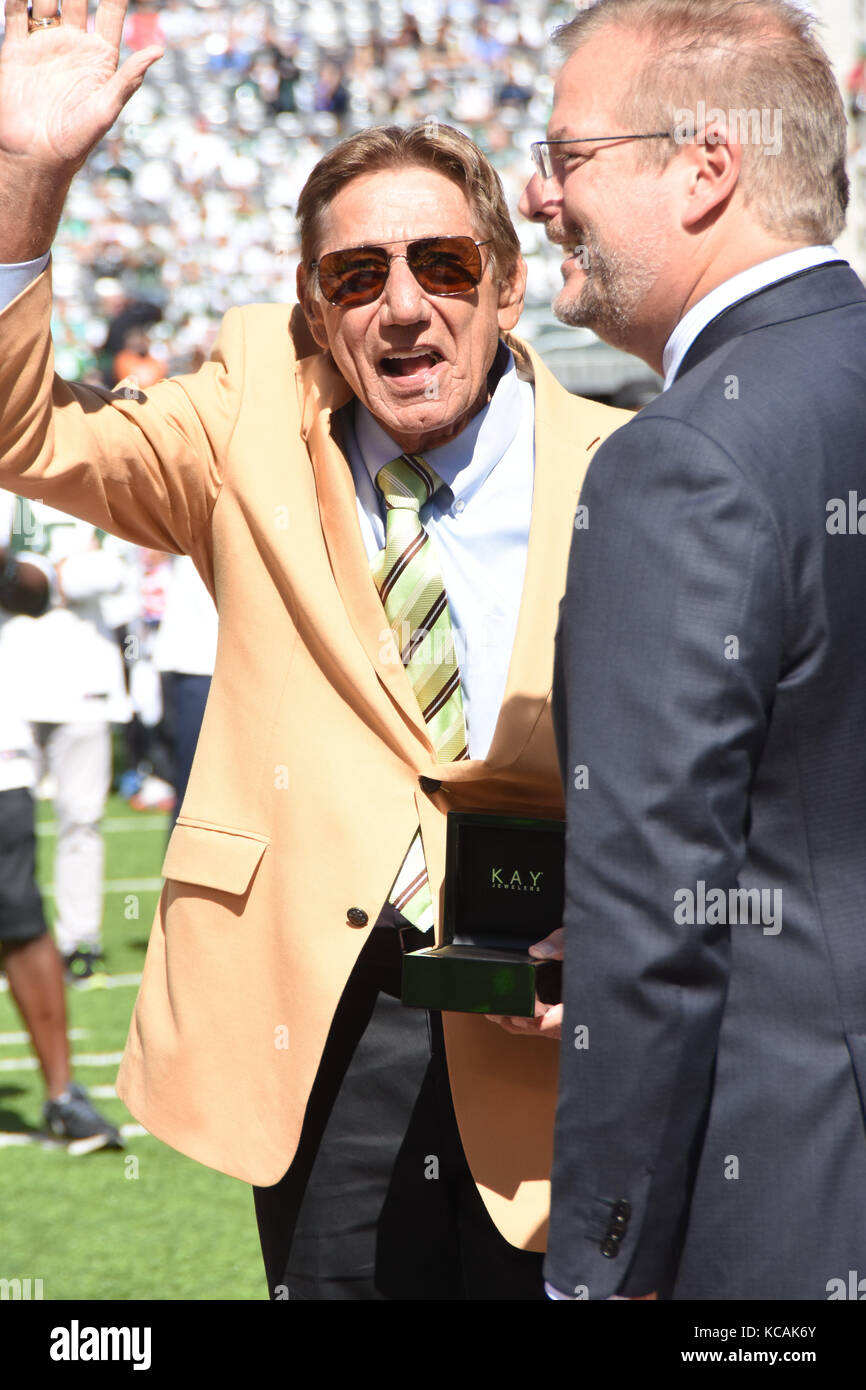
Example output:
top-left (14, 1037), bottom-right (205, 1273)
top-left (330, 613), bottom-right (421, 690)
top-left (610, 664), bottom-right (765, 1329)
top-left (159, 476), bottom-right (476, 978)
top-left (0, 1122), bottom-right (149, 1149)
top-left (86, 1084), bottom-right (118, 1099)
top-left (0, 972), bottom-right (142, 994)
top-left (42, 878), bottom-right (164, 895)
top-left (37, 816), bottom-right (168, 836)
top-left (0, 1029), bottom-right (88, 1046)
top-left (0, 1051), bottom-right (124, 1073)
top-left (90, 972), bottom-right (142, 989)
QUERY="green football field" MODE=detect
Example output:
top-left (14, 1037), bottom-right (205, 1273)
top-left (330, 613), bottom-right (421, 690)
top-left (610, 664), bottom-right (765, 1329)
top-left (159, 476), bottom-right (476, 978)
top-left (0, 794), bottom-right (265, 1300)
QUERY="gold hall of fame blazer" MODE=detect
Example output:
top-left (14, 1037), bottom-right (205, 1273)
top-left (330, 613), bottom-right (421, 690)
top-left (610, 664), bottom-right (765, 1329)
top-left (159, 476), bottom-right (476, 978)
top-left (0, 268), bottom-right (629, 1250)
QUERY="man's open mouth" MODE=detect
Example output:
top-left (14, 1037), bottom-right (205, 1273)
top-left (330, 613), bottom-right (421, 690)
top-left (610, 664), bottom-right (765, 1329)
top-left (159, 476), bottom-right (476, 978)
top-left (380, 349), bottom-right (444, 377)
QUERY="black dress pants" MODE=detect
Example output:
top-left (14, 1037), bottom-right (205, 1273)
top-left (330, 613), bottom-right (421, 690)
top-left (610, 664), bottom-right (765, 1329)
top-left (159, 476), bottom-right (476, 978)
top-left (252, 918), bottom-right (546, 1300)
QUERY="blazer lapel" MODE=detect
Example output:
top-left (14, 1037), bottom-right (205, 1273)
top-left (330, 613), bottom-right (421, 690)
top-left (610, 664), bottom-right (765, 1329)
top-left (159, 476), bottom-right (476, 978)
top-left (676, 261), bottom-right (858, 381)
top-left (295, 350), bottom-right (435, 751)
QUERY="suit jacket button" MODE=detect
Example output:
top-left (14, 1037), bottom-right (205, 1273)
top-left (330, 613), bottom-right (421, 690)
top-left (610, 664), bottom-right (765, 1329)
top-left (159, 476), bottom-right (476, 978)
top-left (612, 1199), bottom-right (631, 1220)
top-left (610, 1213), bottom-right (628, 1232)
top-left (347, 907), bottom-right (368, 926)
top-left (600, 1236), bottom-right (621, 1258)
top-left (419, 776), bottom-right (441, 794)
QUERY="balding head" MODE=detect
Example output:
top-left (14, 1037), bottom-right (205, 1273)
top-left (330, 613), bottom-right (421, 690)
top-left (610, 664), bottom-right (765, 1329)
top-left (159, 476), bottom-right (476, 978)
top-left (553, 0), bottom-right (848, 243)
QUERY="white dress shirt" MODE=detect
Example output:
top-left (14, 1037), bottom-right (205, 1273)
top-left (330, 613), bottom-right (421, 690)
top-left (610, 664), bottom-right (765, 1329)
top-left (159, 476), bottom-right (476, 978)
top-left (662, 244), bottom-right (844, 389)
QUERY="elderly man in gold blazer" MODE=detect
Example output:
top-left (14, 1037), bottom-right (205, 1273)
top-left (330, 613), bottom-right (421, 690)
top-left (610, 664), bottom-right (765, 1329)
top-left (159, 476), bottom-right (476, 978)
top-left (0, 0), bottom-right (627, 1299)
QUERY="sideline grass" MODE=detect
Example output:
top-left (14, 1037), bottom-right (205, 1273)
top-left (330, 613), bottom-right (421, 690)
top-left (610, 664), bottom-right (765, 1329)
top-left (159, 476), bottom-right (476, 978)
top-left (0, 794), bottom-right (265, 1300)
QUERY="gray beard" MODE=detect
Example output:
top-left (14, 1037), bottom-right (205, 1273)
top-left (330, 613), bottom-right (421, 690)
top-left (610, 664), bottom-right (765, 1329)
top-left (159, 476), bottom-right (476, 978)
top-left (552, 230), bottom-right (662, 350)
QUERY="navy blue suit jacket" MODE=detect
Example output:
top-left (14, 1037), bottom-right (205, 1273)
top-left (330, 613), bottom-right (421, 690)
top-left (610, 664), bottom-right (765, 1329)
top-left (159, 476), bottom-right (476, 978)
top-left (548, 262), bottom-right (866, 1299)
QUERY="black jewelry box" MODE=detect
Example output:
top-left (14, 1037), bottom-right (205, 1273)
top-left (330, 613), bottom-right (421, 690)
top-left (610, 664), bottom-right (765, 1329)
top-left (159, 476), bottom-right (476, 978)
top-left (401, 812), bottom-right (564, 1016)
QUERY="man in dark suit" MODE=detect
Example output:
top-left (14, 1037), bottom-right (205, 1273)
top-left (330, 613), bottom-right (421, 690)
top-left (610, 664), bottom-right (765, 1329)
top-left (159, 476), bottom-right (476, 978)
top-left (518, 0), bottom-right (866, 1299)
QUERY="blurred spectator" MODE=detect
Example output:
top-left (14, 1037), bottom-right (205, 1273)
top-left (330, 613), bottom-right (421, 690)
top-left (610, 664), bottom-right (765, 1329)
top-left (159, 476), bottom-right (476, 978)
top-left (101, 296), bottom-right (163, 386)
top-left (314, 60), bottom-right (349, 117)
top-left (123, 0), bottom-right (164, 51)
top-left (497, 63), bottom-right (534, 108)
top-left (112, 325), bottom-right (168, 390)
top-left (121, 551), bottom-right (176, 812)
top-left (152, 556), bottom-right (219, 830)
top-left (847, 45), bottom-right (866, 120)
top-left (0, 503), bottom-right (134, 985)
top-left (0, 494), bottom-right (122, 1150)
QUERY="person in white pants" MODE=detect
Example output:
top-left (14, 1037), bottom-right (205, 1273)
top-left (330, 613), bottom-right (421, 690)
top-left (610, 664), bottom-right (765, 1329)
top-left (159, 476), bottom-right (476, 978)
top-left (0, 492), bottom-right (121, 1148)
top-left (2, 501), bottom-right (133, 980)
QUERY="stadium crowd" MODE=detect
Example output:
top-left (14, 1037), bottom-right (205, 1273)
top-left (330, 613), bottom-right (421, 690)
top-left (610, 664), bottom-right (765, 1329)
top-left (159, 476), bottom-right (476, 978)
top-left (0, 0), bottom-right (578, 384)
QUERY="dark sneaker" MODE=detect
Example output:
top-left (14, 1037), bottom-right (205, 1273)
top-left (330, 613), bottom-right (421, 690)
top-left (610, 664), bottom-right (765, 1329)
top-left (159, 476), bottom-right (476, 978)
top-left (63, 948), bottom-right (107, 989)
top-left (43, 1082), bottom-right (124, 1155)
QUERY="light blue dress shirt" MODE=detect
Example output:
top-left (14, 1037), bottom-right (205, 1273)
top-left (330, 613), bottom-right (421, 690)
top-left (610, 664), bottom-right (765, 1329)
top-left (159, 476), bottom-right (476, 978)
top-left (0, 253), bottom-right (50, 309)
top-left (344, 347), bottom-right (535, 759)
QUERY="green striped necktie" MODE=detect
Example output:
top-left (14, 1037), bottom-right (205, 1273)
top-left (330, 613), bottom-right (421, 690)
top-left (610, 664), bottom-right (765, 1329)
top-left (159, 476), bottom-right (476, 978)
top-left (372, 452), bottom-right (469, 928)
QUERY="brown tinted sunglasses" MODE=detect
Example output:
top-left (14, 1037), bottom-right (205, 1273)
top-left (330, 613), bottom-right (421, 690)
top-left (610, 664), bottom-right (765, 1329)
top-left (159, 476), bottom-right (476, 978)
top-left (311, 235), bottom-right (491, 307)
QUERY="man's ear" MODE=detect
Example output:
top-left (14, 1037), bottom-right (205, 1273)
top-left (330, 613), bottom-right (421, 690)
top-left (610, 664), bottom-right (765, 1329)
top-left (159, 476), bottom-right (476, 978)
top-left (296, 263), bottom-right (330, 351)
top-left (496, 255), bottom-right (527, 334)
top-left (680, 122), bottom-right (743, 231)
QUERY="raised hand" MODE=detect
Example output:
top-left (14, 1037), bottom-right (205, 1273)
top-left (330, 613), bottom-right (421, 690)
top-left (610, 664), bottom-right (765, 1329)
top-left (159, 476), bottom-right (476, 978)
top-left (0, 0), bottom-right (162, 171)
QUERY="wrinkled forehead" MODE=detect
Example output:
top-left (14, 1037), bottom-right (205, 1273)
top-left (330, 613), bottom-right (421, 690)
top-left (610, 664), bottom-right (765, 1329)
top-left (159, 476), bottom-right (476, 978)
top-left (314, 165), bottom-right (480, 260)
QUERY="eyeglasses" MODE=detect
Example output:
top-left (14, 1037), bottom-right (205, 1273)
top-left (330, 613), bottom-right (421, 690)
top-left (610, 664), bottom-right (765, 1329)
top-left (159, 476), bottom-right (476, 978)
top-left (530, 133), bottom-right (671, 181)
top-left (311, 235), bottom-right (492, 308)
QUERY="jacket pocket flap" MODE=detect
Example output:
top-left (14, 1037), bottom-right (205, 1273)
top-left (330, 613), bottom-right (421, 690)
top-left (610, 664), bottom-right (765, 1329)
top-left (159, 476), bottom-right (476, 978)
top-left (161, 821), bottom-right (269, 895)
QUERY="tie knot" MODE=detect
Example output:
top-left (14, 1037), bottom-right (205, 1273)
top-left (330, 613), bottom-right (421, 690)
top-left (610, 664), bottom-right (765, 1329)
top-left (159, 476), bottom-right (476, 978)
top-left (376, 453), bottom-right (445, 513)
